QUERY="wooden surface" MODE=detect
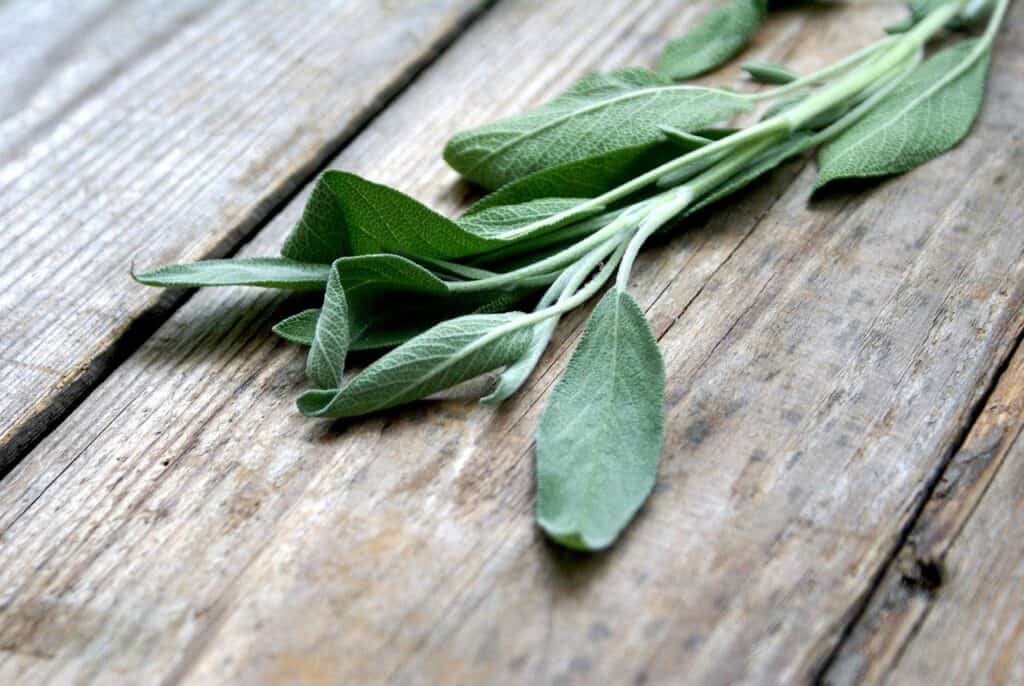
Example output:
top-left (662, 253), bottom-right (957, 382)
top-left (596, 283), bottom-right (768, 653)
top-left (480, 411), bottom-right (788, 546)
top-left (0, 0), bottom-right (486, 469)
top-left (1, 1), bottom-right (1023, 684)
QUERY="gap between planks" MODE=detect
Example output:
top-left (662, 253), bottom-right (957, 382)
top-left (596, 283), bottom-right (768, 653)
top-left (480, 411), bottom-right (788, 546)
top-left (0, 0), bottom-right (495, 478)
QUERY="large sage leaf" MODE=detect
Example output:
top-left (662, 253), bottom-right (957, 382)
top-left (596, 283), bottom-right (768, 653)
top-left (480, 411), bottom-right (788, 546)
top-left (280, 171), bottom-right (507, 264)
top-left (444, 68), bottom-right (750, 189)
top-left (816, 41), bottom-right (990, 188)
top-left (657, 0), bottom-right (767, 80)
top-left (536, 290), bottom-right (665, 550)
top-left (457, 197), bottom-right (600, 239)
top-left (465, 140), bottom-right (686, 212)
top-left (132, 257), bottom-right (330, 290)
top-left (297, 313), bottom-right (533, 418)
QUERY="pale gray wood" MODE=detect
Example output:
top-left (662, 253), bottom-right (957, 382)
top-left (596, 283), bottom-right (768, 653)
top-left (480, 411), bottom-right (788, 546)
top-left (0, 0), bottom-right (487, 469)
top-left (824, 346), bottom-right (1024, 686)
top-left (1, 2), bottom-right (1022, 685)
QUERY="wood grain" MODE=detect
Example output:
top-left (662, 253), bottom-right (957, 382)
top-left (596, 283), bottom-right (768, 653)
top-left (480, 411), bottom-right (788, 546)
top-left (0, 0), bottom-right (487, 470)
top-left (1, 2), bottom-right (1022, 685)
top-left (823, 343), bottom-right (1024, 686)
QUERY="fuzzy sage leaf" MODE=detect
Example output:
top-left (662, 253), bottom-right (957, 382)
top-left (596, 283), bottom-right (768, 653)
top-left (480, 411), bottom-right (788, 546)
top-left (297, 313), bottom-right (533, 418)
top-left (444, 68), bottom-right (751, 190)
top-left (816, 40), bottom-right (991, 188)
top-left (132, 257), bottom-right (330, 290)
top-left (536, 289), bottom-right (665, 550)
top-left (657, 0), bottom-right (767, 80)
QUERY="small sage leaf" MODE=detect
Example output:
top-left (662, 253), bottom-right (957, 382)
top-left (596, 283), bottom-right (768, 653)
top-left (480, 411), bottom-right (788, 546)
top-left (657, 0), bottom-right (766, 80)
top-left (816, 41), bottom-right (990, 188)
top-left (272, 309), bottom-right (319, 346)
top-left (536, 289), bottom-right (665, 551)
top-left (306, 264), bottom-right (351, 388)
top-left (132, 257), bottom-right (330, 290)
top-left (297, 313), bottom-right (533, 418)
top-left (742, 60), bottom-right (799, 84)
top-left (444, 68), bottom-right (751, 189)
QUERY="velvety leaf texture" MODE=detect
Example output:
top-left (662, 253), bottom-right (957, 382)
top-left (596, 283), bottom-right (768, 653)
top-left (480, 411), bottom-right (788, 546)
top-left (657, 0), bottom-right (766, 80)
top-left (280, 171), bottom-right (507, 264)
top-left (444, 68), bottom-right (750, 189)
top-left (457, 197), bottom-right (599, 239)
top-left (272, 309), bottom-right (319, 346)
top-left (536, 290), bottom-right (665, 550)
top-left (816, 41), bottom-right (990, 188)
top-left (132, 257), bottom-right (330, 290)
top-left (306, 264), bottom-right (351, 389)
top-left (297, 313), bottom-right (533, 418)
top-left (465, 141), bottom-right (685, 211)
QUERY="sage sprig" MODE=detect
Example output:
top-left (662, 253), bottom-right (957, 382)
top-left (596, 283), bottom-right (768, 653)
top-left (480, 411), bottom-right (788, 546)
top-left (134, 0), bottom-right (1008, 551)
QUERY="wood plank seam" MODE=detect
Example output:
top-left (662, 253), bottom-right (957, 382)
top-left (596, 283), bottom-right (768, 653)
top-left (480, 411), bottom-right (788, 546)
top-left (0, 0), bottom-right (498, 481)
top-left (814, 326), bottom-right (1024, 685)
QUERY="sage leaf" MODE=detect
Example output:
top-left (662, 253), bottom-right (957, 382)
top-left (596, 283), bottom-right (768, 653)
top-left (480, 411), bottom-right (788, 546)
top-left (457, 197), bottom-right (601, 239)
top-left (132, 257), bottom-right (330, 290)
top-left (816, 41), bottom-right (990, 188)
top-left (280, 171), bottom-right (506, 264)
top-left (297, 313), bottom-right (533, 418)
top-left (742, 60), bottom-right (799, 85)
top-left (657, 0), bottom-right (767, 80)
top-left (536, 290), bottom-right (665, 551)
top-left (272, 309), bottom-right (319, 346)
top-left (444, 68), bottom-right (751, 189)
top-left (466, 140), bottom-right (684, 210)
top-left (306, 264), bottom-right (351, 388)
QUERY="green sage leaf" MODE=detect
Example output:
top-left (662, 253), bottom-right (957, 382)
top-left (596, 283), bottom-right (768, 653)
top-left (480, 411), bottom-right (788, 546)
top-left (297, 313), bottom-right (533, 418)
top-left (466, 140), bottom-right (685, 211)
top-left (657, 0), bottom-right (767, 80)
top-left (272, 309), bottom-right (319, 346)
top-left (742, 60), bottom-right (799, 84)
top-left (306, 265), bottom-right (351, 388)
top-left (280, 171), bottom-right (506, 264)
top-left (457, 197), bottom-right (601, 239)
top-left (132, 257), bottom-right (330, 290)
top-left (816, 41), bottom-right (990, 188)
top-left (444, 68), bottom-right (751, 189)
top-left (536, 289), bottom-right (665, 551)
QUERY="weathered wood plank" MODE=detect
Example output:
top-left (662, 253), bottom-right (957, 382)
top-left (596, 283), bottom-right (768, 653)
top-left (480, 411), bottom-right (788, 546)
top-left (823, 343), bottom-right (1024, 686)
top-left (0, 0), bottom-right (487, 470)
top-left (1, 2), bottom-right (1022, 685)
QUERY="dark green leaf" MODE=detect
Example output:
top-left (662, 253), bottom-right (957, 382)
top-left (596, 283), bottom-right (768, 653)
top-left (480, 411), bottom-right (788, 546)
top-left (466, 140), bottom-right (685, 211)
top-left (536, 290), bottom-right (665, 551)
top-left (297, 313), bottom-right (533, 418)
top-left (444, 68), bottom-right (750, 189)
top-left (657, 0), bottom-right (766, 80)
top-left (816, 41), bottom-right (990, 188)
top-left (305, 263), bottom-right (351, 388)
top-left (272, 309), bottom-right (319, 346)
top-left (280, 171), bottom-right (507, 264)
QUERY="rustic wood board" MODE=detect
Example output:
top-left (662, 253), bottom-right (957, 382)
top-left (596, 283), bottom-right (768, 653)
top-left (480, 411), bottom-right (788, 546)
top-left (824, 342), bottom-right (1024, 686)
top-left (0, 0), bottom-right (487, 470)
top-left (2, 2), bottom-right (1022, 685)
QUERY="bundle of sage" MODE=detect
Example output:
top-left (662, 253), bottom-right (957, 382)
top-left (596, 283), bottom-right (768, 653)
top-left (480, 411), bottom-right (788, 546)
top-left (135, 0), bottom-right (1009, 551)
